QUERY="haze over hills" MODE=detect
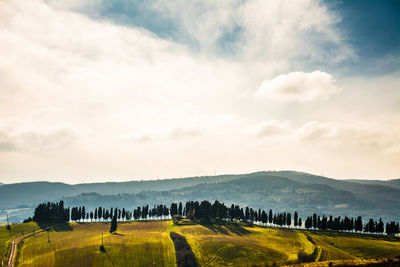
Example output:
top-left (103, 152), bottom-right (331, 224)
top-left (346, 178), bottom-right (400, 190)
top-left (1, 171), bottom-right (399, 223)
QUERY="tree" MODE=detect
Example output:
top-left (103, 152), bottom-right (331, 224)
top-left (110, 213), bottom-right (118, 233)
top-left (312, 213), bottom-right (317, 229)
top-left (82, 206), bottom-right (86, 222)
top-left (305, 217), bottom-right (312, 229)
top-left (98, 207), bottom-right (102, 221)
top-left (294, 211), bottom-right (298, 227)
top-left (377, 218), bottom-right (384, 233)
top-left (245, 207), bottom-right (250, 221)
top-left (261, 210), bottom-right (267, 225)
top-left (170, 203), bottom-right (178, 217)
top-left (355, 216), bottom-right (363, 232)
top-left (32, 201), bottom-right (70, 224)
top-left (287, 213), bottom-right (291, 227)
top-left (269, 209), bottom-right (273, 224)
top-left (122, 208), bottom-right (126, 221)
top-left (178, 202), bottom-right (183, 216)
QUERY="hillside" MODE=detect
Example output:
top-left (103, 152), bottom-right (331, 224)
top-left (347, 178), bottom-right (400, 190)
top-left (0, 174), bottom-right (241, 210)
top-left (1, 171), bottom-right (400, 222)
top-left (0, 221), bottom-right (40, 265)
top-left (64, 173), bottom-right (400, 222)
top-left (11, 220), bottom-right (400, 266)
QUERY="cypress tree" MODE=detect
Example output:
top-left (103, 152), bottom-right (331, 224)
top-left (178, 202), bottom-right (183, 216)
top-left (294, 211), bottom-right (298, 227)
top-left (287, 213), bottom-right (291, 227)
top-left (269, 209), bottom-right (273, 224)
top-left (110, 213), bottom-right (117, 233)
top-left (312, 213), bottom-right (317, 229)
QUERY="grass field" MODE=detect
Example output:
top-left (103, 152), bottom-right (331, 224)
top-left (13, 220), bottom-right (400, 266)
top-left (0, 222), bottom-right (40, 266)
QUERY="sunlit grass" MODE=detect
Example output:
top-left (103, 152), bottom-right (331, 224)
top-left (18, 221), bottom-right (176, 267)
top-left (14, 220), bottom-right (400, 267)
top-left (0, 222), bottom-right (39, 265)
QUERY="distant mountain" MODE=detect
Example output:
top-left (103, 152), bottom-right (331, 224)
top-left (0, 174), bottom-right (241, 209)
top-left (1, 171), bottom-right (399, 222)
top-left (346, 178), bottom-right (400, 190)
top-left (0, 182), bottom-right (3, 186)
top-left (64, 172), bottom-right (400, 222)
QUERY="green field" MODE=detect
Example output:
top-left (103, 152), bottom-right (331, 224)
top-left (0, 222), bottom-right (40, 265)
top-left (10, 220), bottom-right (400, 266)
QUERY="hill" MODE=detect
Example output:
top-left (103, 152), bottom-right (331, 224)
top-left (0, 221), bottom-right (40, 265)
top-left (346, 178), bottom-right (400, 190)
top-left (11, 220), bottom-right (400, 266)
top-left (1, 171), bottom-right (399, 222)
top-left (64, 172), bottom-right (400, 222)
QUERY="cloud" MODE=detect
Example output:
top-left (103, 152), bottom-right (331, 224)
top-left (0, 0), bottom-right (398, 181)
top-left (253, 120), bottom-right (292, 138)
top-left (130, 134), bottom-right (153, 143)
top-left (256, 71), bottom-right (339, 102)
top-left (250, 119), bottom-right (400, 157)
top-left (296, 121), bottom-right (336, 141)
top-left (0, 122), bottom-right (82, 152)
top-left (0, 141), bottom-right (16, 152)
top-left (295, 121), bottom-right (400, 155)
top-left (44, 0), bottom-right (353, 74)
top-left (167, 128), bottom-right (202, 140)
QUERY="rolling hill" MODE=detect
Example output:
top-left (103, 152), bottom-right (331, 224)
top-left (9, 220), bottom-right (400, 267)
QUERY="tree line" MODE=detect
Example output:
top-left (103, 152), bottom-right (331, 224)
top-left (26, 200), bottom-right (400, 236)
top-left (24, 201), bottom-right (70, 224)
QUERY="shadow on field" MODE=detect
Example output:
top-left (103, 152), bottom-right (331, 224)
top-left (297, 247), bottom-right (318, 263)
top-left (38, 223), bottom-right (73, 232)
top-left (112, 232), bottom-right (125, 236)
top-left (201, 222), bottom-right (251, 236)
top-left (298, 234), bottom-right (318, 263)
top-left (170, 232), bottom-right (198, 267)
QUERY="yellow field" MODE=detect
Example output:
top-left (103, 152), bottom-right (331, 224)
top-left (17, 221), bottom-right (176, 267)
top-left (0, 222), bottom-right (40, 265)
top-left (13, 220), bottom-right (400, 267)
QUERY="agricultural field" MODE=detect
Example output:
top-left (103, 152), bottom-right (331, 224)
top-left (11, 220), bottom-right (400, 267)
top-left (0, 221), bottom-right (40, 266)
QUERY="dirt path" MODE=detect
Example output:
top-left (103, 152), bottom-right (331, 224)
top-left (8, 229), bottom-right (44, 267)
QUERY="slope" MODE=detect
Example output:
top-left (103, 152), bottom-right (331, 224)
top-left (15, 220), bottom-right (400, 267)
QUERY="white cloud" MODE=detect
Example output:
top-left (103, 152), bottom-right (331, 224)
top-left (125, 133), bottom-right (153, 144)
top-left (296, 121), bottom-right (336, 141)
top-left (295, 121), bottom-right (400, 155)
top-left (167, 128), bottom-right (202, 140)
top-left (0, 122), bottom-right (82, 152)
top-left (253, 120), bottom-right (292, 138)
top-left (147, 0), bottom-right (353, 66)
top-left (0, 0), bottom-right (398, 181)
top-left (250, 119), bottom-right (400, 157)
top-left (256, 71), bottom-right (339, 102)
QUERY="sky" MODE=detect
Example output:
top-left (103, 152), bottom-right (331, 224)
top-left (0, 0), bottom-right (399, 183)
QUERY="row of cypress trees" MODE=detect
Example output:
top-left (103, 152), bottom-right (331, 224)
top-left (27, 200), bottom-right (400, 236)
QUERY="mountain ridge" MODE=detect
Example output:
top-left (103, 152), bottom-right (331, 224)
top-left (1, 171), bottom-right (399, 222)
